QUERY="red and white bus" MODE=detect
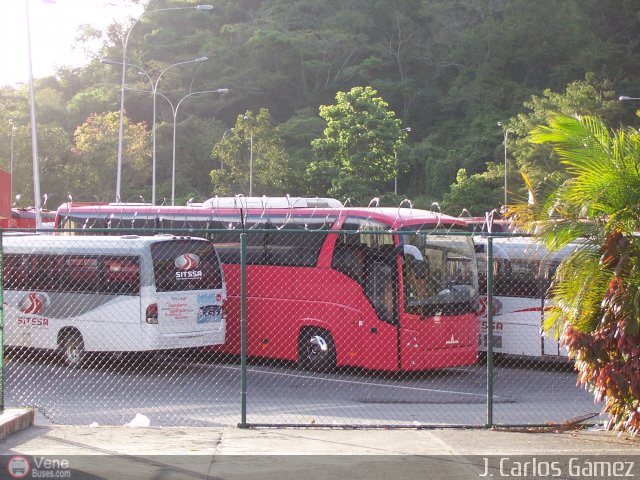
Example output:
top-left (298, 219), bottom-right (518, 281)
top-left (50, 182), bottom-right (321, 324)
top-left (54, 197), bottom-right (480, 371)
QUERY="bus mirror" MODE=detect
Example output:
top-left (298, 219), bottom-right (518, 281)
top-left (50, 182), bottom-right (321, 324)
top-left (403, 244), bottom-right (423, 261)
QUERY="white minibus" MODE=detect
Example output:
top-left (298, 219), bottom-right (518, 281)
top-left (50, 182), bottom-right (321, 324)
top-left (1, 234), bottom-right (226, 366)
top-left (477, 236), bottom-right (579, 360)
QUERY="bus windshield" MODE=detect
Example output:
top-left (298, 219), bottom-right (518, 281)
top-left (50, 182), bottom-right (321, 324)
top-left (400, 231), bottom-right (478, 316)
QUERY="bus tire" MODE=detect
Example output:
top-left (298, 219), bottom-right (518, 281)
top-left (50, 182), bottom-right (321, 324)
top-left (298, 328), bottom-right (336, 372)
top-left (60, 331), bottom-right (86, 368)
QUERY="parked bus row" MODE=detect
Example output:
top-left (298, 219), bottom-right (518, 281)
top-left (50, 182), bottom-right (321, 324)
top-left (46, 197), bottom-right (481, 371)
top-left (2, 198), bottom-right (580, 368)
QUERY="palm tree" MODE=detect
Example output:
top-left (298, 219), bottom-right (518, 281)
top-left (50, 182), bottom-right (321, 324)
top-left (506, 113), bottom-right (640, 435)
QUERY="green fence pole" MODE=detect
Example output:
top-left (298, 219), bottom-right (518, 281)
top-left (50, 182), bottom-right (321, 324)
top-left (485, 236), bottom-right (494, 427)
top-left (238, 232), bottom-right (249, 428)
top-left (0, 230), bottom-right (4, 414)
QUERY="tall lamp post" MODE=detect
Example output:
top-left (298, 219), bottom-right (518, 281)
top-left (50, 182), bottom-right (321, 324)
top-left (394, 126), bottom-right (411, 196)
top-left (103, 57), bottom-right (209, 205)
top-left (150, 57), bottom-right (208, 205)
top-left (243, 115), bottom-right (254, 196)
top-left (498, 122), bottom-right (513, 208)
top-left (26, 0), bottom-right (45, 228)
top-left (8, 120), bottom-right (16, 203)
top-left (220, 128), bottom-right (234, 171)
top-left (113, 4), bottom-right (214, 203)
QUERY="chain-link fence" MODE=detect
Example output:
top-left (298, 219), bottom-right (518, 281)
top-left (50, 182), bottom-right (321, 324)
top-left (0, 227), bottom-right (603, 428)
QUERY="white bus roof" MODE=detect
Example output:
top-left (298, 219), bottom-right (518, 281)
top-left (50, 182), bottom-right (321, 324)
top-left (202, 196), bottom-right (343, 209)
top-left (2, 234), bottom-right (209, 256)
top-left (491, 236), bottom-right (583, 263)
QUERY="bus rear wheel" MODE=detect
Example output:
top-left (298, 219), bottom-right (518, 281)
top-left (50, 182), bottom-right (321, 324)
top-left (60, 331), bottom-right (86, 368)
top-left (298, 328), bottom-right (336, 372)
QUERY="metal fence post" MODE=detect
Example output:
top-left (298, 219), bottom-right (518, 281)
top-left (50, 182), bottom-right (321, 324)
top-left (238, 232), bottom-right (249, 428)
top-left (485, 236), bottom-right (494, 427)
top-left (0, 230), bottom-right (4, 414)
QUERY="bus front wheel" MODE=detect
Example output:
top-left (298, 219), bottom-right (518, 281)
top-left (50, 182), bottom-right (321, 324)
top-left (60, 331), bottom-right (86, 368)
top-left (298, 329), bottom-right (336, 372)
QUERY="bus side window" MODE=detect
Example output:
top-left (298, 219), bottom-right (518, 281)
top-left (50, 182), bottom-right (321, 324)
top-left (364, 245), bottom-right (399, 325)
top-left (332, 245), bottom-right (366, 284)
top-left (365, 261), bottom-right (397, 325)
top-left (65, 256), bottom-right (100, 292)
top-left (403, 255), bottom-right (430, 309)
top-left (22, 256), bottom-right (59, 291)
top-left (3, 255), bottom-right (26, 289)
top-left (103, 257), bottom-right (140, 295)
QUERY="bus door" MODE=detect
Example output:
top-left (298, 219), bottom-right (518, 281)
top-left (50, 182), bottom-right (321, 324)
top-left (398, 233), bottom-right (479, 369)
top-left (329, 218), bottom-right (400, 369)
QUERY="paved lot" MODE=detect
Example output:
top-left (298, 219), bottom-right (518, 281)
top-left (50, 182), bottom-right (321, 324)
top-left (5, 354), bottom-right (602, 428)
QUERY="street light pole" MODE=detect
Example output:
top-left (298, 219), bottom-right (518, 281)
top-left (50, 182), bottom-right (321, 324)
top-left (9, 120), bottom-right (16, 203)
top-left (243, 115), bottom-right (253, 196)
top-left (249, 128), bottom-right (253, 197)
top-left (394, 127), bottom-right (411, 196)
top-left (498, 122), bottom-right (513, 208)
top-left (151, 57), bottom-right (208, 205)
top-left (220, 128), bottom-right (234, 171)
top-left (113, 4), bottom-right (214, 203)
top-left (170, 89), bottom-right (228, 205)
top-left (26, 0), bottom-right (42, 229)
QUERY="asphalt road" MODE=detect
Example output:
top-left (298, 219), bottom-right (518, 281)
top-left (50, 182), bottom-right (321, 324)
top-left (4, 352), bottom-right (602, 428)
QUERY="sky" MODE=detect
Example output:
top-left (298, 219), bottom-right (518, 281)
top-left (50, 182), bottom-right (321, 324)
top-left (0, 1), bottom-right (144, 86)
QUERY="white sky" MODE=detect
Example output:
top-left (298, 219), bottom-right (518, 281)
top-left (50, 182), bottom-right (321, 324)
top-left (0, 1), bottom-right (144, 86)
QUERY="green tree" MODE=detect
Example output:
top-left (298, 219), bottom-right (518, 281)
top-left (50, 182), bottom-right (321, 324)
top-left (443, 75), bottom-right (623, 214)
top-left (210, 109), bottom-right (290, 196)
top-left (508, 113), bottom-right (640, 435)
top-left (441, 165), bottom-right (504, 217)
top-left (308, 86), bottom-right (407, 203)
top-left (69, 111), bottom-right (150, 201)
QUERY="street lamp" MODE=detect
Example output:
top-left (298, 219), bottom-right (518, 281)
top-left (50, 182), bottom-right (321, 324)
top-left (25, 0), bottom-right (47, 229)
top-left (150, 57), bottom-right (208, 205)
top-left (220, 128), bottom-right (234, 171)
top-left (619, 96), bottom-right (640, 101)
top-left (104, 57), bottom-right (210, 205)
top-left (394, 127), bottom-right (411, 196)
top-left (170, 89), bottom-right (229, 205)
top-left (243, 115), bottom-right (253, 196)
top-left (121, 81), bottom-right (228, 205)
top-left (498, 122), bottom-right (514, 207)
top-left (112, 4), bottom-right (214, 203)
top-left (8, 120), bottom-right (16, 203)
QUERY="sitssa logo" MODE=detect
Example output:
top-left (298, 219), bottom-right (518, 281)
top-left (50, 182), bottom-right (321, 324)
top-left (174, 253), bottom-right (200, 271)
top-left (174, 253), bottom-right (203, 280)
top-left (18, 292), bottom-right (50, 315)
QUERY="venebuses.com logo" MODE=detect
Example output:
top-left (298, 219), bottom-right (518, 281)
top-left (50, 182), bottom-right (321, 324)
top-left (6, 456), bottom-right (30, 479)
top-left (5, 456), bottom-right (71, 479)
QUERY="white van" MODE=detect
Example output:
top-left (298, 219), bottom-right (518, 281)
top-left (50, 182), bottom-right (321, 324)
top-left (2, 234), bottom-right (226, 366)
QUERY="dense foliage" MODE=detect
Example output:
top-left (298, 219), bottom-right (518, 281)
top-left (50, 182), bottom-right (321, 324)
top-left (1, 0), bottom-right (640, 209)
top-left (508, 114), bottom-right (640, 435)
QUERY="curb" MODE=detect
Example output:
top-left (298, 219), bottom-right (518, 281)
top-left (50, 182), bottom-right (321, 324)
top-left (0, 408), bottom-right (35, 441)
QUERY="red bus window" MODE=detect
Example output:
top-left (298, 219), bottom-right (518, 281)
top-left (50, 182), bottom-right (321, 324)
top-left (103, 257), bottom-right (140, 294)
